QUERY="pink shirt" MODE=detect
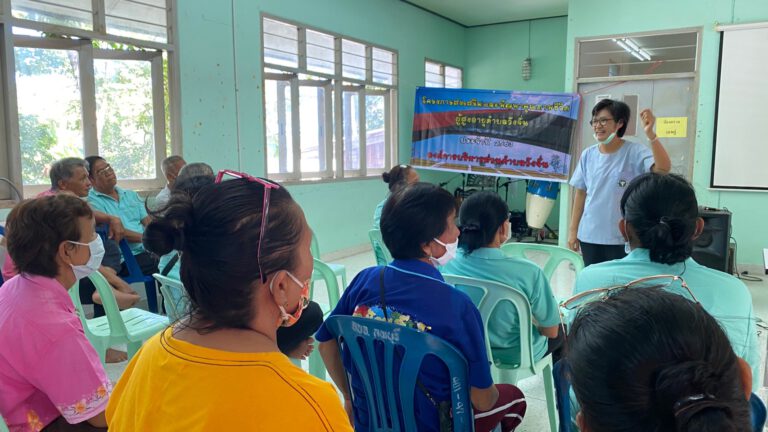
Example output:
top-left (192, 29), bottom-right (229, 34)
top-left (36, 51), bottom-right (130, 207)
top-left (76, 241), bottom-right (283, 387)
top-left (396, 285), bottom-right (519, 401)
top-left (0, 274), bottom-right (110, 431)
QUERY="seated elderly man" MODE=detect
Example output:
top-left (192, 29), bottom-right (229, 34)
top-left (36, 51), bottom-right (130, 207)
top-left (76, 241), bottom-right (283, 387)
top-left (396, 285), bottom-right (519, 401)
top-left (152, 155), bottom-right (186, 211)
top-left (85, 156), bottom-right (158, 276)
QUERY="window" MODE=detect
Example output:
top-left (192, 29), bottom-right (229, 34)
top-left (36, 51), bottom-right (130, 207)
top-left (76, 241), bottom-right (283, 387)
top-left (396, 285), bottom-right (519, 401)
top-left (262, 16), bottom-right (397, 181)
top-left (425, 60), bottom-right (462, 88)
top-left (0, 0), bottom-right (178, 198)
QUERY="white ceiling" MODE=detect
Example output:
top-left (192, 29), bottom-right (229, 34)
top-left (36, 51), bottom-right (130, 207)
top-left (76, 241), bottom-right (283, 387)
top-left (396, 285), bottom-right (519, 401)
top-left (402, 0), bottom-right (568, 27)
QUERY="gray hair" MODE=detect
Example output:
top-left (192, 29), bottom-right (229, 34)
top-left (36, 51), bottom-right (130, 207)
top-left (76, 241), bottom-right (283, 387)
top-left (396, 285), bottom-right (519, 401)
top-left (161, 155), bottom-right (185, 175)
top-left (176, 162), bottom-right (214, 183)
top-left (49, 157), bottom-right (88, 190)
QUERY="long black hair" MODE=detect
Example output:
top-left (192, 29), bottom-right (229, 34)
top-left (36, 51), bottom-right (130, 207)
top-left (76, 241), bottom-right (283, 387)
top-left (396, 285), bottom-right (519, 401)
top-left (457, 191), bottom-right (508, 254)
top-left (621, 172), bottom-right (699, 264)
top-left (143, 178), bottom-right (304, 332)
top-left (569, 287), bottom-right (750, 432)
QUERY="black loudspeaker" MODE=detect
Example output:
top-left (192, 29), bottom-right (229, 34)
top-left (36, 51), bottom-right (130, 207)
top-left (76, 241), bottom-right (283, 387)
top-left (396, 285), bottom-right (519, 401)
top-left (692, 207), bottom-right (732, 273)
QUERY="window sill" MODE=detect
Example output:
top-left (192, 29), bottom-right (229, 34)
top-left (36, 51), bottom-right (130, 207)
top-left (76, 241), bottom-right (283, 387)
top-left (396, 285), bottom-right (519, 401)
top-left (276, 175), bottom-right (383, 187)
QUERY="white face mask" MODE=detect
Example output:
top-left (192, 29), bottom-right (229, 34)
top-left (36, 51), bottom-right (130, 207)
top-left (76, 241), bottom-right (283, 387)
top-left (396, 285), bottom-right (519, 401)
top-left (503, 221), bottom-right (512, 244)
top-left (593, 132), bottom-right (616, 145)
top-left (430, 237), bottom-right (458, 267)
top-left (68, 236), bottom-right (105, 281)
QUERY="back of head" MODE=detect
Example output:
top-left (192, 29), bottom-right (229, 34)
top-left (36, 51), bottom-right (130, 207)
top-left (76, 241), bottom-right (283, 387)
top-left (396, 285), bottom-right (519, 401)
top-left (380, 182), bottom-right (456, 260)
top-left (592, 99), bottom-right (630, 137)
top-left (162, 155), bottom-right (185, 175)
top-left (142, 177), bottom-right (304, 331)
top-left (177, 162), bottom-right (214, 184)
top-left (49, 157), bottom-right (87, 190)
top-left (621, 173), bottom-right (698, 264)
top-left (6, 195), bottom-right (93, 277)
top-left (382, 164), bottom-right (416, 192)
top-left (457, 191), bottom-right (508, 254)
top-left (569, 287), bottom-right (750, 432)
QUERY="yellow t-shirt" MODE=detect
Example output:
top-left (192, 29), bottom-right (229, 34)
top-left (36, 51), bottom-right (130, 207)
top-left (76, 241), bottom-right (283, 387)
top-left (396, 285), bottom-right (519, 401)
top-left (106, 328), bottom-right (352, 431)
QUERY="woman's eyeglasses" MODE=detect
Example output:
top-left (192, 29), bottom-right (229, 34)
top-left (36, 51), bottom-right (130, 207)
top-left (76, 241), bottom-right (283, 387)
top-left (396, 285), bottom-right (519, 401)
top-left (561, 274), bottom-right (698, 312)
top-left (215, 169), bottom-right (281, 283)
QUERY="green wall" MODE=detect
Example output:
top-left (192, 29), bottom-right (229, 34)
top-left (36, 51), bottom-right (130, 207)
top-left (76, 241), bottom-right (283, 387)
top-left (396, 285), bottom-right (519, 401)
top-left (465, 17), bottom-right (568, 229)
top-left (176, 0), bottom-right (466, 254)
top-left (560, 0), bottom-right (768, 266)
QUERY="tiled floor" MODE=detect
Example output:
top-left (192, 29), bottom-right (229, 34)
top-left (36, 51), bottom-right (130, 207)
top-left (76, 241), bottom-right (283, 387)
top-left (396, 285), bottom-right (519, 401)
top-left (103, 248), bottom-right (768, 431)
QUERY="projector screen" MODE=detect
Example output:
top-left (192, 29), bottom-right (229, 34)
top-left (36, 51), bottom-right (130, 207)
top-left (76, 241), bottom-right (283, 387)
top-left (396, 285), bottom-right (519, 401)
top-left (712, 25), bottom-right (768, 190)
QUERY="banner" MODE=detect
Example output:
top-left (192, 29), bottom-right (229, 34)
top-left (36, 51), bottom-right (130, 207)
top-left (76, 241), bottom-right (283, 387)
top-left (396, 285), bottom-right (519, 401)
top-left (410, 87), bottom-right (581, 182)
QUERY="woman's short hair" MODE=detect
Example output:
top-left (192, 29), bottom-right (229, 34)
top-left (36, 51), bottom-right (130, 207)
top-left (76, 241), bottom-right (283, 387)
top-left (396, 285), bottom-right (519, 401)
top-left (382, 164), bottom-right (415, 193)
top-left (380, 182), bottom-right (457, 260)
top-left (592, 99), bottom-right (631, 137)
top-left (620, 172), bottom-right (699, 264)
top-left (142, 177), bottom-right (304, 331)
top-left (457, 191), bottom-right (508, 254)
top-left (6, 195), bottom-right (93, 277)
top-left (569, 287), bottom-right (750, 432)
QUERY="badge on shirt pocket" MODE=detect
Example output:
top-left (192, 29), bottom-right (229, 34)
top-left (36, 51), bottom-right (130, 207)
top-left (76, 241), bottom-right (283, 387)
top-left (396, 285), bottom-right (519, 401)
top-left (616, 170), bottom-right (632, 189)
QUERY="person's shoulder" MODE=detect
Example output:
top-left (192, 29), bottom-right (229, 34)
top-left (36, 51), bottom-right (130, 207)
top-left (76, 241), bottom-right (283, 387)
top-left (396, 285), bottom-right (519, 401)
top-left (688, 260), bottom-right (748, 289)
top-left (581, 144), bottom-right (599, 157)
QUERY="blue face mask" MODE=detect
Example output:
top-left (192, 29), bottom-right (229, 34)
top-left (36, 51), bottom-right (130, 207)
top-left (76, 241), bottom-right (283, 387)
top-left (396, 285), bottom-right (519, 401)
top-left (594, 132), bottom-right (616, 145)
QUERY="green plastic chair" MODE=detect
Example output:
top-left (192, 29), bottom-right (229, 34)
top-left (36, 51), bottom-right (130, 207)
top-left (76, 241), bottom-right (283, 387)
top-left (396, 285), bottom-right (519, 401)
top-left (368, 228), bottom-right (393, 266)
top-left (152, 273), bottom-right (188, 322)
top-left (310, 232), bottom-right (347, 289)
top-left (443, 274), bottom-right (559, 432)
top-left (70, 271), bottom-right (169, 364)
top-left (306, 258), bottom-right (341, 379)
top-left (0, 414), bottom-right (8, 432)
top-left (501, 243), bottom-right (584, 297)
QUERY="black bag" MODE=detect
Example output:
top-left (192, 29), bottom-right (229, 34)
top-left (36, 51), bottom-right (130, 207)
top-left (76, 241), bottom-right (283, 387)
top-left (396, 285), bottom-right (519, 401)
top-left (378, 268), bottom-right (453, 432)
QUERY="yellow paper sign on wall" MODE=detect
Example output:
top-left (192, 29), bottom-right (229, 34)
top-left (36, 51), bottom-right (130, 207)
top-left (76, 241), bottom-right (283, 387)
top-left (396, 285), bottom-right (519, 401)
top-left (656, 117), bottom-right (688, 138)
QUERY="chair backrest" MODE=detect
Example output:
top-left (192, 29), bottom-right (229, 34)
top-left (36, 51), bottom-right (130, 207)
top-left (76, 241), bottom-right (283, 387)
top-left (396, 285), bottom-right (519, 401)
top-left (442, 274), bottom-right (537, 373)
top-left (311, 231), bottom-right (322, 259)
top-left (501, 243), bottom-right (584, 296)
top-left (0, 224), bottom-right (4, 236)
top-left (70, 271), bottom-right (130, 339)
top-left (751, 393), bottom-right (766, 432)
top-left (152, 273), bottom-right (188, 321)
top-left (324, 316), bottom-right (474, 432)
top-left (118, 239), bottom-right (151, 283)
top-left (368, 229), bottom-right (393, 266)
top-left (311, 258), bottom-right (340, 309)
top-left (0, 412), bottom-right (9, 432)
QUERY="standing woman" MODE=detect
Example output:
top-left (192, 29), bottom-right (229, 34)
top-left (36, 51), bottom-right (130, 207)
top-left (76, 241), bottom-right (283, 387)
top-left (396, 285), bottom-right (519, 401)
top-left (372, 164), bottom-right (419, 229)
top-left (568, 99), bottom-right (671, 266)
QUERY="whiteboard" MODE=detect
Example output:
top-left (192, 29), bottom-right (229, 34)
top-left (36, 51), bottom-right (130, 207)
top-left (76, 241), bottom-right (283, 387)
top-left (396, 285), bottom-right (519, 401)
top-left (712, 26), bottom-right (768, 190)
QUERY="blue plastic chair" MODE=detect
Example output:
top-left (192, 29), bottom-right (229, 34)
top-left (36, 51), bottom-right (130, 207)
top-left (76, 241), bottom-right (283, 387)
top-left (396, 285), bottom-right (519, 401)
top-left (751, 393), bottom-right (766, 432)
top-left (443, 274), bottom-right (559, 432)
top-left (117, 239), bottom-right (159, 313)
top-left (324, 315), bottom-right (475, 432)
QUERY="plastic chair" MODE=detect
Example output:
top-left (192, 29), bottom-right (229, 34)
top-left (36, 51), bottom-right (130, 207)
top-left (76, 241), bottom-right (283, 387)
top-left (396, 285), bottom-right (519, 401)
top-left (443, 274), bottom-right (559, 432)
top-left (324, 315), bottom-right (475, 432)
top-left (306, 258), bottom-right (342, 379)
top-left (369, 228), bottom-right (393, 266)
top-left (152, 273), bottom-right (188, 322)
top-left (69, 271), bottom-right (169, 364)
top-left (751, 393), bottom-right (766, 432)
top-left (501, 243), bottom-right (584, 298)
top-left (117, 239), bottom-right (160, 313)
top-left (310, 232), bottom-right (347, 289)
top-left (0, 413), bottom-right (8, 432)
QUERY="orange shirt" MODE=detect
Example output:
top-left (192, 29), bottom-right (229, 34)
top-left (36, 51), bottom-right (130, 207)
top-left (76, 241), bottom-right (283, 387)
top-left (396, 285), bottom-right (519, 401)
top-left (106, 328), bottom-right (352, 431)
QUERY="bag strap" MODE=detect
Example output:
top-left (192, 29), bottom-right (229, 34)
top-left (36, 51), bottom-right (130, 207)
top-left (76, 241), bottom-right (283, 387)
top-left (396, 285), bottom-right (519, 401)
top-left (377, 267), bottom-right (439, 408)
top-left (160, 252), bottom-right (180, 277)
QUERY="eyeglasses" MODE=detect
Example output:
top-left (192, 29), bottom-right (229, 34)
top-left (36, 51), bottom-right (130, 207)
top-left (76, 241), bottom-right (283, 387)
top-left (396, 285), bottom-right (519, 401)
top-left (561, 274), bottom-right (698, 312)
top-left (589, 117), bottom-right (615, 127)
top-left (96, 165), bottom-right (114, 177)
top-left (215, 169), bottom-right (281, 283)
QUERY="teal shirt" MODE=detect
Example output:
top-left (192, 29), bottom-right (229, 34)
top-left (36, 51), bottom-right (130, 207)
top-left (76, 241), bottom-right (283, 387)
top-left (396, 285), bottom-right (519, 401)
top-left (372, 197), bottom-right (387, 229)
top-left (573, 248), bottom-right (761, 387)
top-left (441, 247), bottom-right (560, 365)
top-left (88, 187), bottom-right (148, 255)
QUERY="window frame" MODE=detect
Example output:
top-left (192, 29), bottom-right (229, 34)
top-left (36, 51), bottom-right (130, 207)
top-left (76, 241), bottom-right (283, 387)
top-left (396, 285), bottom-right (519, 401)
top-left (0, 0), bottom-right (180, 200)
top-left (424, 58), bottom-right (463, 88)
top-left (261, 14), bottom-right (398, 183)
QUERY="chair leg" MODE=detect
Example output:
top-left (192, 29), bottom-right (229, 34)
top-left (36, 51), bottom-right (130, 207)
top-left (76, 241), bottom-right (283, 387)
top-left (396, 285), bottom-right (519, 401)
top-left (127, 341), bottom-right (143, 360)
top-left (144, 280), bottom-right (158, 313)
top-left (341, 273), bottom-right (348, 290)
top-left (542, 362), bottom-right (560, 432)
top-left (309, 349), bottom-right (326, 380)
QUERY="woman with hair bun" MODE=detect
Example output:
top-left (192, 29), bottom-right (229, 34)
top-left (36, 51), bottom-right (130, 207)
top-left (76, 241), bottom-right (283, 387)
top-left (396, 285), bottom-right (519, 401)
top-left (568, 287), bottom-right (752, 432)
top-left (106, 171), bottom-right (352, 431)
top-left (572, 172), bottom-right (760, 386)
top-left (372, 164), bottom-right (419, 228)
top-left (441, 191), bottom-right (562, 364)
